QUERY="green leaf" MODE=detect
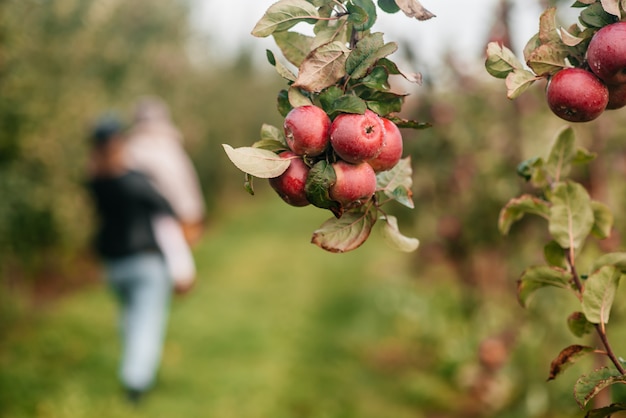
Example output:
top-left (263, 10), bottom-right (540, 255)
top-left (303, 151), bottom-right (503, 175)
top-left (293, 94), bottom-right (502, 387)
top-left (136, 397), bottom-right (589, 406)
top-left (349, 0), bottom-right (377, 31)
top-left (364, 91), bottom-right (405, 115)
top-left (591, 252), bottom-right (626, 274)
top-left (590, 201), bottom-right (613, 240)
top-left (498, 194), bottom-right (551, 235)
top-left (273, 31), bottom-right (313, 67)
top-left (395, 0), bottom-right (436, 20)
top-left (378, 0), bottom-right (400, 13)
top-left (277, 89), bottom-right (293, 117)
top-left (585, 403), bottom-right (626, 418)
top-left (222, 144), bottom-right (290, 178)
top-left (304, 160), bottom-right (341, 216)
top-left (293, 41), bottom-right (349, 92)
top-left (485, 42), bottom-right (525, 79)
top-left (288, 86), bottom-right (313, 107)
top-left (579, 2), bottom-right (616, 28)
top-left (376, 157), bottom-right (414, 208)
top-left (574, 367), bottom-right (626, 409)
top-left (346, 33), bottom-right (398, 80)
top-left (260, 123), bottom-right (286, 144)
top-left (311, 208), bottom-right (377, 253)
top-left (545, 126), bottom-right (576, 182)
top-left (567, 311), bottom-right (595, 338)
top-left (244, 173), bottom-right (255, 195)
top-left (572, 147), bottom-right (597, 165)
top-left (376, 58), bottom-right (423, 84)
top-left (544, 240), bottom-right (567, 268)
top-left (548, 345), bottom-right (595, 381)
top-left (516, 156), bottom-right (542, 181)
top-left (360, 65), bottom-right (390, 90)
top-left (252, 0), bottom-right (319, 37)
top-left (517, 265), bottom-right (574, 307)
top-left (505, 69), bottom-right (538, 99)
top-left (326, 95), bottom-right (367, 117)
top-left (548, 181), bottom-right (594, 251)
top-left (386, 115), bottom-right (431, 129)
top-left (266, 49), bottom-right (277, 66)
top-left (318, 86), bottom-right (344, 112)
top-left (582, 265), bottom-right (621, 324)
top-left (381, 215), bottom-right (419, 252)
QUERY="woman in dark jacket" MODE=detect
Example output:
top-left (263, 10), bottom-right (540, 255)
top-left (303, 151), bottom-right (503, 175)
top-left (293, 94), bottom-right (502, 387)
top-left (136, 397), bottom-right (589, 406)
top-left (87, 117), bottom-right (175, 404)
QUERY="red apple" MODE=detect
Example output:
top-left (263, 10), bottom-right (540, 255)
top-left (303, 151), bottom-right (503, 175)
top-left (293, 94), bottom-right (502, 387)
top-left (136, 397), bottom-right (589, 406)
top-left (283, 105), bottom-right (331, 157)
top-left (587, 22), bottom-right (626, 85)
top-left (366, 118), bottom-right (403, 172)
top-left (546, 68), bottom-right (608, 122)
top-left (329, 161), bottom-right (377, 207)
top-left (329, 110), bottom-right (385, 163)
top-left (269, 151), bottom-right (310, 207)
top-left (607, 83), bottom-right (626, 110)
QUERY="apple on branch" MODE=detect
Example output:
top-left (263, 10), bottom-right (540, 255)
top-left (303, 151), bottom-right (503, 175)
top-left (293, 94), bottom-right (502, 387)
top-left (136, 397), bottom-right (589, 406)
top-left (367, 118), bottom-right (403, 172)
top-left (329, 160), bottom-right (377, 209)
top-left (587, 22), bottom-right (626, 86)
top-left (330, 110), bottom-right (385, 163)
top-left (546, 68), bottom-right (608, 123)
top-left (269, 151), bottom-right (311, 207)
top-left (283, 105), bottom-right (331, 157)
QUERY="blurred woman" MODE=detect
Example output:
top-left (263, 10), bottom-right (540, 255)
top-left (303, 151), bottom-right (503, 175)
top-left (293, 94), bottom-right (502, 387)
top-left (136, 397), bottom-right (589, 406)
top-left (86, 116), bottom-right (175, 404)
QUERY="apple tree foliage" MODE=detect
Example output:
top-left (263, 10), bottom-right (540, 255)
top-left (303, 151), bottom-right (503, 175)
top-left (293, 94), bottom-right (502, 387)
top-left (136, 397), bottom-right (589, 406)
top-left (487, 1), bottom-right (626, 416)
top-left (223, 0), bottom-right (433, 253)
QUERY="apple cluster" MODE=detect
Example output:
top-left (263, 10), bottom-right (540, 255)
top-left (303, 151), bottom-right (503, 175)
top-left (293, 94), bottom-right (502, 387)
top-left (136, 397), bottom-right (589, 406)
top-left (546, 22), bottom-right (626, 123)
top-left (268, 105), bottom-right (403, 215)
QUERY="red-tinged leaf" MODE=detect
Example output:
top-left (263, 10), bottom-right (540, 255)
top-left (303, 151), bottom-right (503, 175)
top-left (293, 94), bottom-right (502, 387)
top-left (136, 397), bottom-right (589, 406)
top-left (548, 345), bottom-right (594, 381)
top-left (222, 144), bottom-right (290, 178)
top-left (505, 69), bottom-right (539, 99)
top-left (293, 41), bottom-right (349, 92)
top-left (526, 43), bottom-right (569, 76)
top-left (251, 0), bottom-right (319, 37)
top-left (582, 265), bottom-right (620, 324)
top-left (517, 265), bottom-right (573, 308)
top-left (574, 367), bottom-right (626, 409)
top-left (498, 194), bottom-right (550, 235)
top-left (395, 0), bottom-right (435, 21)
top-left (381, 215), bottom-right (419, 252)
top-left (311, 208), bottom-right (377, 253)
top-left (600, 0), bottom-right (621, 17)
top-left (538, 7), bottom-right (561, 44)
top-left (585, 403), bottom-right (626, 418)
top-left (376, 157), bottom-right (414, 208)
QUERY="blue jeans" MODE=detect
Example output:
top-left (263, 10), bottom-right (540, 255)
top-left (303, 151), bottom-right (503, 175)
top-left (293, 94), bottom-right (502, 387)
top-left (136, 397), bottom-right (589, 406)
top-left (104, 252), bottom-right (171, 392)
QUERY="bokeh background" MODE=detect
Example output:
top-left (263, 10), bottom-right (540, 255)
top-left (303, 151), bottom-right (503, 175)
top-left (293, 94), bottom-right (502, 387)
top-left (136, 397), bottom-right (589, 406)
top-left (3, 0), bottom-right (626, 417)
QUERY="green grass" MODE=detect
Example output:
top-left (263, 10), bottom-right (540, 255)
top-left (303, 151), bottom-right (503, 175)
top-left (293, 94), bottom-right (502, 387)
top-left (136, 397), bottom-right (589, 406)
top-left (0, 195), bottom-right (604, 418)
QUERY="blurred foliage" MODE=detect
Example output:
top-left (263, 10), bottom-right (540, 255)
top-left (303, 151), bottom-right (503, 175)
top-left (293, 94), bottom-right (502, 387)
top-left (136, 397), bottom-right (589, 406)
top-left (0, 0), bottom-right (283, 273)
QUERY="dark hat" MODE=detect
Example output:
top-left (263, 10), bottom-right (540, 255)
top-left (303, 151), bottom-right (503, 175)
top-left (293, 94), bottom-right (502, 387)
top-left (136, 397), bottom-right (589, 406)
top-left (91, 113), bottom-right (124, 146)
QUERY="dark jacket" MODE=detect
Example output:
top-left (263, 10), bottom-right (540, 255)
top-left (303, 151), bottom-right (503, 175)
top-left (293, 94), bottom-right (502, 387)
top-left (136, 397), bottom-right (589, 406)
top-left (88, 170), bottom-right (174, 258)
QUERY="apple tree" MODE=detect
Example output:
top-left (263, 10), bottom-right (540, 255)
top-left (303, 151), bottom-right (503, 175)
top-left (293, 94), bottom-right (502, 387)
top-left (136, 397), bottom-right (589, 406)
top-left (223, 0), bottom-right (434, 253)
top-left (486, 1), bottom-right (626, 416)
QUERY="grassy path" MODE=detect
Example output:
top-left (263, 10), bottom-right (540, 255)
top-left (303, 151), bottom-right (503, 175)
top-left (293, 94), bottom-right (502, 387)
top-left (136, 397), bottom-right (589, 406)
top-left (1, 196), bottom-right (422, 418)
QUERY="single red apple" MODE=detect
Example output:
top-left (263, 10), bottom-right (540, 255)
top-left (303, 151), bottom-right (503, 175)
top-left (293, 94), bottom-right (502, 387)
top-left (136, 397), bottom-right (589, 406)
top-left (329, 110), bottom-right (385, 163)
top-left (546, 68), bottom-right (608, 122)
top-left (587, 22), bottom-right (626, 85)
top-left (607, 83), bottom-right (626, 110)
top-left (283, 105), bottom-right (331, 157)
top-left (329, 161), bottom-right (377, 207)
top-left (366, 118), bottom-right (403, 172)
top-left (269, 151), bottom-right (310, 207)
